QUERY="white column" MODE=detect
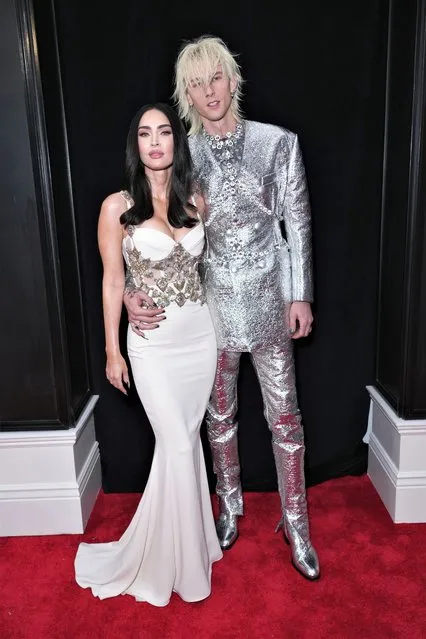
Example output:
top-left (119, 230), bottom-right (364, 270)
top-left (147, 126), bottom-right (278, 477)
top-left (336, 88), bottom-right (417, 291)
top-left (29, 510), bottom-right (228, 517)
top-left (0, 396), bottom-right (101, 536)
top-left (367, 385), bottom-right (426, 523)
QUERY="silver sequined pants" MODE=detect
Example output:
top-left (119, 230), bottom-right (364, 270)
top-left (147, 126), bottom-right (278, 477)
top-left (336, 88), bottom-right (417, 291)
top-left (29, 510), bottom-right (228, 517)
top-left (206, 343), bottom-right (310, 539)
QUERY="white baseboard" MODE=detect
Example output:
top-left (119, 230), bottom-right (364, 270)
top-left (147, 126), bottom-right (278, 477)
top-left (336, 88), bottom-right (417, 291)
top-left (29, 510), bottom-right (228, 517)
top-left (0, 395), bottom-right (101, 536)
top-left (367, 386), bottom-right (426, 523)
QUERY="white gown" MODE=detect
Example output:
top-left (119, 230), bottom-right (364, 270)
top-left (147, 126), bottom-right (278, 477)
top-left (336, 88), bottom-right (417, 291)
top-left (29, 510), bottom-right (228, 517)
top-left (75, 218), bottom-right (222, 606)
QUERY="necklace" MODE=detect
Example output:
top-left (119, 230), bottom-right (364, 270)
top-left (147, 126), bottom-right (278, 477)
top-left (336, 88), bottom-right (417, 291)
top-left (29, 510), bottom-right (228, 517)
top-left (202, 122), bottom-right (244, 150)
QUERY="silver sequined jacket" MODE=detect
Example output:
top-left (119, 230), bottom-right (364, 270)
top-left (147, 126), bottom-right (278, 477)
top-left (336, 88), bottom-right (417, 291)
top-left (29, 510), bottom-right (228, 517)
top-left (189, 120), bottom-right (313, 352)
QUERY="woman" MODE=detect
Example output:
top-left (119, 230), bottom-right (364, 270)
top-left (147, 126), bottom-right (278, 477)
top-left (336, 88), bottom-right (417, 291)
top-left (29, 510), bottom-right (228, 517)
top-left (75, 103), bottom-right (222, 606)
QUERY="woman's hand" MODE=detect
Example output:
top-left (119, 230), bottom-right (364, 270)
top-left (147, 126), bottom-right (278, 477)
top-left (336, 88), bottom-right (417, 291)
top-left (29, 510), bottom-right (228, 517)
top-left (106, 353), bottom-right (130, 395)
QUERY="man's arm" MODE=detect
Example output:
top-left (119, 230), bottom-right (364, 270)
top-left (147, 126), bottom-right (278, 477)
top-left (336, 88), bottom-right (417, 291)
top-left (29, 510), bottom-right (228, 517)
top-left (282, 134), bottom-right (314, 338)
top-left (124, 270), bottom-right (138, 298)
top-left (123, 273), bottom-right (165, 337)
top-left (283, 133), bottom-right (313, 303)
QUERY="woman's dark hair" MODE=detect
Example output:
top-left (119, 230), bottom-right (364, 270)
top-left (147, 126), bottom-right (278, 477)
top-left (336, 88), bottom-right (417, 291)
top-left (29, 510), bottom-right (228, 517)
top-left (120, 102), bottom-right (196, 229)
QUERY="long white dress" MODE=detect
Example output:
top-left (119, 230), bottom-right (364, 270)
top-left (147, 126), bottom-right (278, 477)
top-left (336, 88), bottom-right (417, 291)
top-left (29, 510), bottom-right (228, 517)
top-left (75, 212), bottom-right (222, 606)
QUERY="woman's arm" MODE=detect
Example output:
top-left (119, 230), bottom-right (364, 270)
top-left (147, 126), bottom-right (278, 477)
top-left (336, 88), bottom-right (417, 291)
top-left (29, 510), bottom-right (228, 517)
top-left (98, 193), bottom-right (129, 394)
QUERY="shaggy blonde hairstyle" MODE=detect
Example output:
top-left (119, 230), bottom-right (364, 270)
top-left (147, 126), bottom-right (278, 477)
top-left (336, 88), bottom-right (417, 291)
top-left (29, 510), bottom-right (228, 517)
top-left (173, 35), bottom-right (244, 136)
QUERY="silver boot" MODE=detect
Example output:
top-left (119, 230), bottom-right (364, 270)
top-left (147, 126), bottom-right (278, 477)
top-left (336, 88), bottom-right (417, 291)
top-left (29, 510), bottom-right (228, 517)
top-left (276, 517), bottom-right (320, 580)
top-left (216, 510), bottom-right (239, 550)
top-left (272, 417), bottom-right (320, 581)
top-left (206, 350), bottom-right (244, 550)
top-left (206, 415), bottom-right (243, 550)
top-left (248, 345), bottom-right (320, 578)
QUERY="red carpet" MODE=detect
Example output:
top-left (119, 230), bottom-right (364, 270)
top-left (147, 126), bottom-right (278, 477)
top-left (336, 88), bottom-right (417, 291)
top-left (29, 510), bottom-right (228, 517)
top-left (1, 475), bottom-right (426, 639)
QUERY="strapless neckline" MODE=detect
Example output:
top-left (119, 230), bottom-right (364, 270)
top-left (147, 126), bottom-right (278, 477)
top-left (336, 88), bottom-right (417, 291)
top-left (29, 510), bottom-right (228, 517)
top-left (131, 223), bottom-right (201, 247)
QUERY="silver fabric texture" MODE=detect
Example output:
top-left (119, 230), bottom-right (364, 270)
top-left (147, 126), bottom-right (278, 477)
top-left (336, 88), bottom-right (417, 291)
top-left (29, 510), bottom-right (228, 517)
top-left (253, 344), bottom-right (313, 550)
top-left (193, 120), bottom-right (314, 539)
top-left (206, 344), bottom-right (310, 536)
top-left (189, 119), bottom-right (313, 352)
top-left (205, 350), bottom-right (244, 516)
top-left (215, 512), bottom-right (239, 549)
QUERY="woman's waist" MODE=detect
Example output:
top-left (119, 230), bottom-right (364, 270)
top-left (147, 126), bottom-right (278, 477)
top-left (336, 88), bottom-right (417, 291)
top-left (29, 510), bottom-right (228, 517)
top-left (149, 299), bottom-right (207, 311)
top-left (129, 278), bottom-right (205, 308)
top-left (127, 300), bottom-right (215, 347)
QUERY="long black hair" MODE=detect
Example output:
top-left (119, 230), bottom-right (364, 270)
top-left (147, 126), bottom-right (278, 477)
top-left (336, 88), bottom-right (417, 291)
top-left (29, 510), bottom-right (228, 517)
top-left (120, 102), bottom-right (197, 229)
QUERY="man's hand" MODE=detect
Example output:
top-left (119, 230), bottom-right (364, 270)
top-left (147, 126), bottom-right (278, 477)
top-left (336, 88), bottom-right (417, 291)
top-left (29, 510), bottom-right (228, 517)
top-left (123, 290), bottom-right (165, 338)
top-left (289, 301), bottom-right (313, 339)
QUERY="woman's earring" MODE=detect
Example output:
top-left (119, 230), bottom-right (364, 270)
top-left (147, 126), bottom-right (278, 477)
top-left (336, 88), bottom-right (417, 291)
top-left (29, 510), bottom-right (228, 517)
top-left (230, 91), bottom-right (235, 98)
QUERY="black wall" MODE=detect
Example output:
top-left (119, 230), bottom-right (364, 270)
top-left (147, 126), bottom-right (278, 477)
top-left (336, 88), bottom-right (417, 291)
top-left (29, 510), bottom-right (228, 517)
top-left (0, 0), bottom-right (92, 430)
top-left (376, 0), bottom-right (426, 419)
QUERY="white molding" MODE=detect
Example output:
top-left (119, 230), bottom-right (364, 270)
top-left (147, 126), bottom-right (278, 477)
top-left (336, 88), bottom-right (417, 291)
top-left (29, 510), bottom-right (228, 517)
top-left (369, 432), bottom-right (426, 485)
top-left (367, 386), bottom-right (426, 523)
top-left (0, 395), bottom-right (101, 536)
top-left (78, 441), bottom-right (100, 494)
top-left (369, 432), bottom-right (397, 485)
top-left (362, 400), bottom-right (373, 443)
top-left (0, 443), bottom-right (100, 500)
top-left (367, 386), bottom-right (426, 433)
top-left (0, 395), bottom-right (99, 448)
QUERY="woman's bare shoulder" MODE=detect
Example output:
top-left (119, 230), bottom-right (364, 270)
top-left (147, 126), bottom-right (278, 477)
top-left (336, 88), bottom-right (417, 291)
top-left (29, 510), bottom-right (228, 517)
top-left (101, 191), bottom-right (128, 216)
top-left (98, 193), bottom-right (128, 238)
top-left (99, 193), bottom-right (132, 231)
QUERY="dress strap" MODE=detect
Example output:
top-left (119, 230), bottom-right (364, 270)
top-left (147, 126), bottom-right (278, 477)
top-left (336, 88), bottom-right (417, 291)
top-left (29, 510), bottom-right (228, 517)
top-left (120, 189), bottom-right (134, 210)
top-left (120, 190), bottom-right (136, 238)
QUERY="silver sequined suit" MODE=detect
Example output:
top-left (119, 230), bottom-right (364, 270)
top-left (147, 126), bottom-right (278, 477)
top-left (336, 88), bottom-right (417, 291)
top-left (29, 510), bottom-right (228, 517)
top-left (189, 120), bottom-right (313, 546)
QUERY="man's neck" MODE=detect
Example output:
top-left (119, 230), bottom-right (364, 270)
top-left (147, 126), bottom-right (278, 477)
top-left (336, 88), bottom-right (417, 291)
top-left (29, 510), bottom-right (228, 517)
top-left (201, 112), bottom-right (239, 138)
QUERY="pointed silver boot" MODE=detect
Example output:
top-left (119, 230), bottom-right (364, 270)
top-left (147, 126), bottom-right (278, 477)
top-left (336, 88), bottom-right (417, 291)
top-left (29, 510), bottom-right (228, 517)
top-left (216, 510), bottom-right (239, 550)
top-left (276, 517), bottom-right (320, 580)
top-left (272, 416), bottom-right (320, 581)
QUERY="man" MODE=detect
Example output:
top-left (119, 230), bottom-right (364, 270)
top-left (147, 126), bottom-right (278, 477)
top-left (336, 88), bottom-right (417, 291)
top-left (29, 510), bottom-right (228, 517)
top-left (125, 36), bottom-right (320, 580)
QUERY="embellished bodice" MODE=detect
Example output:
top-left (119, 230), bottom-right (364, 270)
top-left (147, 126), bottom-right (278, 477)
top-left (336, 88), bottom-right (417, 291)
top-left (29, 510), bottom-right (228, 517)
top-left (122, 223), bottom-right (206, 308)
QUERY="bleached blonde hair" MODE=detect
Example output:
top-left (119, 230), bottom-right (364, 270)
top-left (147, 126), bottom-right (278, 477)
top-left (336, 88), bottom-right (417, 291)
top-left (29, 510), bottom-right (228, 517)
top-left (173, 35), bottom-right (244, 136)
